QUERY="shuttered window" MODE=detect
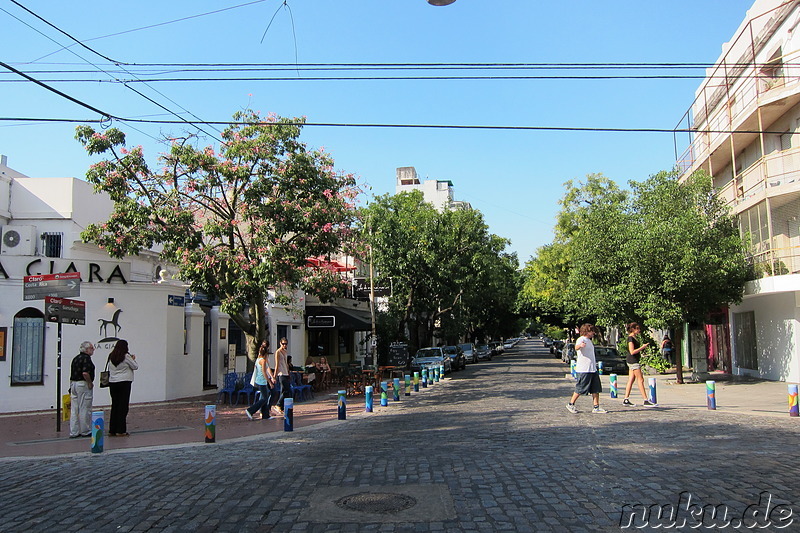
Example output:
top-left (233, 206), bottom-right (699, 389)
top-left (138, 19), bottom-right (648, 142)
top-left (11, 309), bottom-right (45, 385)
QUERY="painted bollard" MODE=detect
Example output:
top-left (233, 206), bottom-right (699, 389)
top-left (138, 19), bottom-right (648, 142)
top-left (283, 397), bottom-right (293, 432)
top-left (393, 377), bottom-right (401, 401)
top-left (706, 380), bottom-right (716, 410)
top-left (789, 384), bottom-right (799, 417)
top-left (414, 371), bottom-right (420, 392)
top-left (570, 360), bottom-right (577, 380)
top-left (91, 411), bottom-right (104, 453)
top-left (421, 368), bottom-right (427, 388)
top-left (440, 364), bottom-right (445, 379)
top-left (609, 374), bottom-right (618, 399)
top-left (380, 381), bottom-right (388, 407)
top-left (365, 385), bottom-right (374, 412)
top-left (338, 390), bottom-right (347, 420)
top-left (204, 405), bottom-right (216, 443)
top-left (405, 374), bottom-right (411, 396)
top-left (597, 361), bottom-right (604, 375)
top-left (648, 377), bottom-right (657, 405)
top-left (434, 366), bottom-right (440, 383)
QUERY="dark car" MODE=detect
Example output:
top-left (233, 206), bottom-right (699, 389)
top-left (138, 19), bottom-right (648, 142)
top-left (593, 346), bottom-right (628, 374)
top-left (412, 347), bottom-right (452, 374)
top-left (488, 341), bottom-right (503, 357)
top-left (475, 343), bottom-right (493, 361)
top-left (561, 342), bottom-right (576, 364)
top-left (551, 339), bottom-right (565, 356)
top-left (443, 345), bottom-right (466, 371)
top-left (459, 343), bottom-right (478, 364)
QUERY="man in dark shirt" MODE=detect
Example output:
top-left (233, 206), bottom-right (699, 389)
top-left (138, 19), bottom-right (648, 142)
top-left (69, 341), bottom-right (96, 438)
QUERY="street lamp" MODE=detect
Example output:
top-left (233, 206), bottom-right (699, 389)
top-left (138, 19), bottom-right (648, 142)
top-left (427, 0), bottom-right (456, 5)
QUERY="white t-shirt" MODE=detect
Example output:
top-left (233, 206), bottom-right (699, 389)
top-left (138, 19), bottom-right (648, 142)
top-left (574, 335), bottom-right (596, 373)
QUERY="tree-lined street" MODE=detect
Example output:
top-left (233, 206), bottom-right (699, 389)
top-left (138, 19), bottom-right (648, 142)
top-left (2, 340), bottom-right (796, 532)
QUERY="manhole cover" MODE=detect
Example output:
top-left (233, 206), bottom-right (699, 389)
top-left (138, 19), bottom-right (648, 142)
top-left (335, 492), bottom-right (417, 515)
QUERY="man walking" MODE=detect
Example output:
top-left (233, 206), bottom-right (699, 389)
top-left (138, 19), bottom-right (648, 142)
top-left (69, 341), bottom-right (96, 438)
top-left (566, 324), bottom-right (607, 414)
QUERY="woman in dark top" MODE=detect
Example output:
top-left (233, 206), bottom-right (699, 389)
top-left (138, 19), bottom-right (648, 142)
top-left (622, 322), bottom-right (655, 407)
top-left (661, 335), bottom-right (674, 365)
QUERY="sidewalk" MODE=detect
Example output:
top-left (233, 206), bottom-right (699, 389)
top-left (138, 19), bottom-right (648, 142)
top-left (0, 388), bottom-right (348, 460)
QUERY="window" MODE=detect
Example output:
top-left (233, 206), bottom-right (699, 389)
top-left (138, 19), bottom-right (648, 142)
top-left (41, 232), bottom-right (63, 258)
top-left (733, 311), bottom-right (758, 370)
top-left (11, 308), bottom-right (45, 385)
top-left (780, 131), bottom-right (793, 151)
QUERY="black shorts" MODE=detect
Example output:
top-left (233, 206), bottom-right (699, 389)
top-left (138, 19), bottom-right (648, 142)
top-left (575, 372), bottom-right (602, 395)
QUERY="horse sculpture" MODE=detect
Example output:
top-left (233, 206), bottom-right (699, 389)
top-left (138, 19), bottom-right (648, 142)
top-left (98, 309), bottom-right (123, 338)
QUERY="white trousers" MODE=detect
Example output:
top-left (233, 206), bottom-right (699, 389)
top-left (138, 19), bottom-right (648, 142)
top-left (69, 381), bottom-right (93, 437)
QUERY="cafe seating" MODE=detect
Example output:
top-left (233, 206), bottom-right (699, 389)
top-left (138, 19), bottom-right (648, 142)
top-left (217, 372), bottom-right (238, 405)
top-left (235, 373), bottom-right (256, 406)
top-left (291, 371), bottom-right (313, 402)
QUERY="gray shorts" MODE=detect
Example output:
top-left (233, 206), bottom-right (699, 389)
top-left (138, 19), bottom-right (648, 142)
top-left (575, 372), bottom-right (602, 395)
top-left (628, 363), bottom-right (641, 371)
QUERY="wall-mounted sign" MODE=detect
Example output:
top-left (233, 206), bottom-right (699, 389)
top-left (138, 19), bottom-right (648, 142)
top-left (23, 272), bottom-right (81, 300)
top-left (45, 296), bottom-right (86, 325)
top-left (167, 294), bottom-right (185, 307)
top-left (0, 327), bottom-right (6, 361)
top-left (307, 315), bottom-right (336, 328)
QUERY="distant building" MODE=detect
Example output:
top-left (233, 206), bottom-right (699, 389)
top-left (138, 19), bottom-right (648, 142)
top-left (395, 166), bottom-right (472, 211)
top-left (674, 0), bottom-right (800, 382)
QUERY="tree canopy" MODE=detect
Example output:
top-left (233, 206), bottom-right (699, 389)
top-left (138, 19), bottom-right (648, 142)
top-left (76, 110), bottom-right (360, 357)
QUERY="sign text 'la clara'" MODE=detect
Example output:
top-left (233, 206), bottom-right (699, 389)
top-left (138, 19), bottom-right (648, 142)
top-left (0, 258), bottom-right (129, 284)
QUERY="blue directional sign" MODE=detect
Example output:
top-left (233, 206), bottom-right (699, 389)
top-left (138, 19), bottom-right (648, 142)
top-left (167, 294), bottom-right (185, 307)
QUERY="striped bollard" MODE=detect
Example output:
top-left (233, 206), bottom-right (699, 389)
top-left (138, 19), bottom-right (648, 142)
top-left (597, 361), bottom-right (604, 375)
top-left (365, 385), bottom-right (374, 412)
top-left (405, 374), bottom-right (411, 396)
top-left (440, 364), bottom-right (445, 379)
top-left (380, 381), bottom-right (388, 407)
top-left (789, 384), bottom-right (799, 417)
top-left (434, 366), bottom-right (440, 383)
top-left (648, 377), bottom-right (657, 405)
top-left (609, 374), bottom-right (618, 399)
top-left (204, 405), bottom-right (216, 443)
top-left (706, 381), bottom-right (716, 410)
top-left (91, 411), bottom-right (104, 453)
top-left (414, 371), bottom-right (420, 392)
top-left (338, 390), bottom-right (347, 419)
top-left (393, 377), bottom-right (401, 401)
top-left (283, 397), bottom-right (293, 431)
top-left (570, 360), bottom-right (577, 380)
top-left (421, 369), bottom-right (427, 388)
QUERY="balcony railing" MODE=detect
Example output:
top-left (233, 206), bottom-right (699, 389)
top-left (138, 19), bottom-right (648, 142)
top-left (748, 244), bottom-right (800, 278)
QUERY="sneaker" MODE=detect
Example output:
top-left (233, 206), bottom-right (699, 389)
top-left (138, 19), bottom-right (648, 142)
top-left (565, 403), bottom-right (578, 414)
top-left (622, 398), bottom-right (635, 406)
top-left (592, 406), bottom-right (608, 414)
top-left (643, 400), bottom-right (658, 407)
top-left (245, 409), bottom-right (254, 421)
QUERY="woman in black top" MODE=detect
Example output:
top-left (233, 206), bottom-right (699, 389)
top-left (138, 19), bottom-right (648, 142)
top-left (622, 322), bottom-right (655, 406)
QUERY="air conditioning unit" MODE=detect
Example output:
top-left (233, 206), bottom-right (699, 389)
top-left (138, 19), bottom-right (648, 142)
top-left (1, 225), bottom-right (37, 256)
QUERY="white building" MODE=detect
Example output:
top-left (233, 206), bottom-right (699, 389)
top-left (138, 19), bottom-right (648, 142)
top-left (395, 166), bottom-right (472, 211)
top-left (0, 156), bottom-right (310, 413)
top-left (674, 0), bottom-right (800, 382)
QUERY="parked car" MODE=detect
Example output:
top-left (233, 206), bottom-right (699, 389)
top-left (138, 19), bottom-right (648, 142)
top-left (412, 347), bottom-right (452, 374)
top-left (459, 343), bottom-right (478, 364)
top-left (442, 345), bottom-right (466, 371)
top-left (503, 338), bottom-right (516, 350)
top-left (594, 346), bottom-right (629, 374)
top-left (475, 343), bottom-right (492, 361)
top-left (543, 337), bottom-right (553, 347)
top-left (551, 339), bottom-right (565, 356)
top-left (561, 342), bottom-right (576, 364)
top-left (488, 341), bottom-right (503, 357)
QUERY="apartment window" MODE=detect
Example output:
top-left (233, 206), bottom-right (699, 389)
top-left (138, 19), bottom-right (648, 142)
top-left (761, 48), bottom-right (784, 91)
top-left (11, 308), bottom-right (45, 385)
top-left (733, 311), bottom-right (758, 370)
top-left (41, 232), bottom-right (63, 258)
top-left (780, 131), bottom-right (793, 151)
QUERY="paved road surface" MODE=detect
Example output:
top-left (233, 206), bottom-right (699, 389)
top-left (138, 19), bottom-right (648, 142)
top-left (1, 340), bottom-right (797, 532)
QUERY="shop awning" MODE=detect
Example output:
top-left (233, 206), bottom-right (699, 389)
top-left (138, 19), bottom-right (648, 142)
top-left (306, 305), bottom-right (372, 331)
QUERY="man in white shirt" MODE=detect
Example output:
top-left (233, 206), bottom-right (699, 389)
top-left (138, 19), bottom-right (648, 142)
top-left (566, 324), bottom-right (607, 414)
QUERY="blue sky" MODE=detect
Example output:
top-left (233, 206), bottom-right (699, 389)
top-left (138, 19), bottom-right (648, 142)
top-left (1, 0), bottom-right (755, 264)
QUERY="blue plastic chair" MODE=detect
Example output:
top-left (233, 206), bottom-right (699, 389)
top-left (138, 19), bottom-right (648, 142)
top-left (235, 373), bottom-right (255, 406)
top-left (217, 372), bottom-right (238, 405)
top-left (291, 372), bottom-right (313, 402)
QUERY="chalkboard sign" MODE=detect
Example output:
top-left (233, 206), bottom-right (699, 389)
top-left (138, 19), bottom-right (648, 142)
top-left (385, 343), bottom-right (410, 367)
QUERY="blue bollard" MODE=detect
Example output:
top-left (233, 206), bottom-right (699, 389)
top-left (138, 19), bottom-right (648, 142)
top-left (405, 374), bottom-right (411, 396)
top-left (338, 390), bottom-right (347, 419)
top-left (434, 366), bottom-right (440, 383)
top-left (414, 372), bottom-right (420, 392)
top-left (706, 381), bottom-right (716, 410)
top-left (648, 377), bottom-right (657, 405)
top-left (609, 374), bottom-right (618, 399)
top-left (380, 381), bottom-right (388, 407)
top-left (597, 361), bottom-right (604, 375)
top-left (91, 411), bottom-right (104, 453)
top-left (393, 377), bottom-right (401, 401)
top-left (284, 397), bottom-right (293, 431)
top-left (421, 368), bottom-right (427, 388)
top-left (365, 385), bottom-right (374, 412)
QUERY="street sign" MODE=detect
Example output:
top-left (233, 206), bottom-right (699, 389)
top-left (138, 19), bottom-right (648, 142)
top-left (307, 315), bottom-right (336, 328)
top-left (23, 272), bottom-right (81, 301)
top-left (167, 294), bottom-right (185, 307)
top-left (45, 297), bottom-right (86, 325)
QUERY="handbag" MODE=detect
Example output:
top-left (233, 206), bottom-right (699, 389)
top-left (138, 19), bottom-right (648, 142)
top-left (99, 357), bottom-right (110, 388)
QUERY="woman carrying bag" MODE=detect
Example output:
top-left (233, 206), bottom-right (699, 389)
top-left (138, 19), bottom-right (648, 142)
top-left (108, 340), bottom-right (139, 436)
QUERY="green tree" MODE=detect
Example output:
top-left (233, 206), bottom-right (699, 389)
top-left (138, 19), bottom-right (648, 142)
top-left (76, 110), bottom-right (360, 360)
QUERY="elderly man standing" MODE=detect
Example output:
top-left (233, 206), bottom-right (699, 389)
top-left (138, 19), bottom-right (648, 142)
top-left (69, 341), bottom-right (96, 438)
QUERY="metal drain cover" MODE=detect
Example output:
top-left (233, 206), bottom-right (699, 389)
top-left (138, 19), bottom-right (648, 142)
top-left (336, 492), bottom-right (417, 514)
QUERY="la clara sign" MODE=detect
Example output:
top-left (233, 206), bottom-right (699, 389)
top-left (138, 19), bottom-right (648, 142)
top-left (0, 257), bottom-right (130, 284)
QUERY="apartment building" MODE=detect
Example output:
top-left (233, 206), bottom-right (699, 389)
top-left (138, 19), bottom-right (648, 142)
top-left (395, 166), bottom-right (472, 211)
top-left (675, 0), bottom-right (800, 381)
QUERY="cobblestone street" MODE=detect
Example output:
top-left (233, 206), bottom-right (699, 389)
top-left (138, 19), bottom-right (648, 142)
top-left (1, 340), bottom-right (798, 532)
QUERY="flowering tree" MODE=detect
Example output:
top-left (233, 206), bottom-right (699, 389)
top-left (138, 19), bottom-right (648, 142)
top-left (76, 110), bottom-right (360, 359)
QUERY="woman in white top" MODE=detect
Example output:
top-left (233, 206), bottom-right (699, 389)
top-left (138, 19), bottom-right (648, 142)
top-left (108, 339), bottom-right (139, 436)
top-left (245, 341), bottom-right (276, 420)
